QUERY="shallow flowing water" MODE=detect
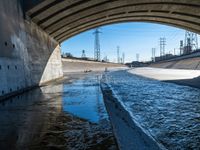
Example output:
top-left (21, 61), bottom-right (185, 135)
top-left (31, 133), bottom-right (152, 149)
top-left (102, 70), bottom-right (200, 150)
top-left (0, 73), bottom-right (118, 150)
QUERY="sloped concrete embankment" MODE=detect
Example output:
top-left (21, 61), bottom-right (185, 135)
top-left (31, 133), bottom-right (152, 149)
top-left (62, 58), bottom-right (126, 73)
top-left (100, 76), bottom-right (165, 150)
top-left (129, 67), bottom-right (200, 89)
top-left (149, 57), bottom-right (200, 70)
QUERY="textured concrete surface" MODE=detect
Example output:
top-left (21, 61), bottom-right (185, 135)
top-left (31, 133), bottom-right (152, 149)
top-left (149, 57), bottom-right (200, 70)
top-left (25, 0), bottom-right (200, 42)
top-left (62, 58), bottom-right (126, 73)
top-left (0, 0), bottom-right (63, 99)
top-left (129, 67), bottom-right (200, 88)
top-left (129, 67), bottom-right (200, 81)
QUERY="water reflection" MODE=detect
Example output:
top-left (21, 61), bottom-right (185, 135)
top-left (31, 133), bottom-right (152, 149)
top-left (0, 73), bottom-right (117, 150)
top-left (0, 83), bottom-right (63, 150)
top-left (62, 74), bottom-right (107, 123)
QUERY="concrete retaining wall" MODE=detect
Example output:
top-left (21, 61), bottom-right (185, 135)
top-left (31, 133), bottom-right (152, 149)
top-left (62, 58), bottom-right (125, 73)
top-left (0, 0), bottom-right (63, 99)
top-left (150, 57), bottom-right (200, 70)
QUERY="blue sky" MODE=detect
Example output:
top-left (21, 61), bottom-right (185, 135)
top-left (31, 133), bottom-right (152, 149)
top-left (61, 22), bottom-right (200, 63)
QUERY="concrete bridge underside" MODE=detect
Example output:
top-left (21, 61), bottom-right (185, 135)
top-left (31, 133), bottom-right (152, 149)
top-left (25, 0), bottom-right (200, 42)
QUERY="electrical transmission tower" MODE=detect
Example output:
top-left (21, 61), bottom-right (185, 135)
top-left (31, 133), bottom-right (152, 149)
top-left (94, 28), bottom-right (101, 61)
top-left (160, 37), bottom-right (166, 58)
top-left (117, 46), bottom-right (120, 63)
top-left (184, 31), bottom-right (198, 52)
top-left (82, 50), bottom-right (86, 58)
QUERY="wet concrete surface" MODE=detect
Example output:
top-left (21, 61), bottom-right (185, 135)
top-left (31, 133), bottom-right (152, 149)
top-left (0, 72), bottom-right (118, 150)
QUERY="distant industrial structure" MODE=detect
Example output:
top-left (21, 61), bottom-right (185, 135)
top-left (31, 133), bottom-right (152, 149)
top-left (127, 30), bottom-right (199, 67)
top-left (151, 30), bottom-right (199, 63)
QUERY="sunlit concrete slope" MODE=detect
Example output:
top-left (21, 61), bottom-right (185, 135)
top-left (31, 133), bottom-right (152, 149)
top-left (62, 58), bottom-right (126, 73)
top-left (129, 67), bottom-right (200, 88)
top-left (25, 0), bottom-right (200, 42)
top-left (149, 57), bottom-right (200, 70)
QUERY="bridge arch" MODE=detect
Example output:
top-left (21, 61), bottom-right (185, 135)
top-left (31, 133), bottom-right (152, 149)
top-left (25, 0), bottom-right (200, 42)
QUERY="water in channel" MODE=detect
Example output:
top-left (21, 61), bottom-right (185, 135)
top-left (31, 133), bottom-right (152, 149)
top-left (102, 70), bottom-right (200, 150)
top-left (0, 73), bottom-right (118, 150)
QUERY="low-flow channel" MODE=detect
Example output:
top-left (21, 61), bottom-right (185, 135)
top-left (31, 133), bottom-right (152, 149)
top-left (0, 72), bottom-right (118, 150)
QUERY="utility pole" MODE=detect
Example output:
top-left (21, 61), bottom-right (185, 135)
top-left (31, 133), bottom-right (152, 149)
top-left (117, 46), bottom-right (120, 63)
top-left (122, 52), bottom-right (125, 64)
top-left (180, 40), bottom-right (184, 55)
top-left (174, 48), bottom-right (176, 56)
top-left (160, 37), bottom-right (166, 59)
top-left (152, 48), bottom-right (156, 62)
top-left (136, 53), bottom-right (139, 62)
top-left (94, 28), bottom-right (101, 61)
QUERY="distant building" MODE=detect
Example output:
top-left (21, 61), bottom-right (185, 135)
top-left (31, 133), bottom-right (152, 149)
top-left (126, 61), bottom-right (150, 67)
top-left (62, 52), bottom-right (73, 58)
top-left (183, 46), bottom-right (192, 55)
top-left (155, 53), bottom-right (174, 62)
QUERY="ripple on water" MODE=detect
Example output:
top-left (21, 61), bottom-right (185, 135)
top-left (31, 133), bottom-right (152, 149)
top-left (104, 70), bottom-right (200, 150)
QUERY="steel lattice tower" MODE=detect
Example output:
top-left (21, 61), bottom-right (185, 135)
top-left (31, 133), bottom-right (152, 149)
top-left (160, 37), bottom-right (166, 57)
top-left (94, 28), bottom-right (101, 61)
top-left (184, 31), bottom-right (198, 51)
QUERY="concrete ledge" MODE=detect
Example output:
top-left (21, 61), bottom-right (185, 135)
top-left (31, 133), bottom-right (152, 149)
top-left (128, 67), bottom-right (200, 89)
top-left (0, 76), bottom-right (63, 102)
top-left (100, 80), bottom-right (165, 150)
top-left (62, 58), bottom-right (126, 73)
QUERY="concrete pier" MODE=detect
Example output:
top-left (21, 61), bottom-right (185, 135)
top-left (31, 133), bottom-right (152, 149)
top-left (0, 0), bottom-right (63, 99)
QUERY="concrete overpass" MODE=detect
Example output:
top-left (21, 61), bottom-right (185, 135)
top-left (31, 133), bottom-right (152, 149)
top-left (0, 0), bottom-right (200, 99)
